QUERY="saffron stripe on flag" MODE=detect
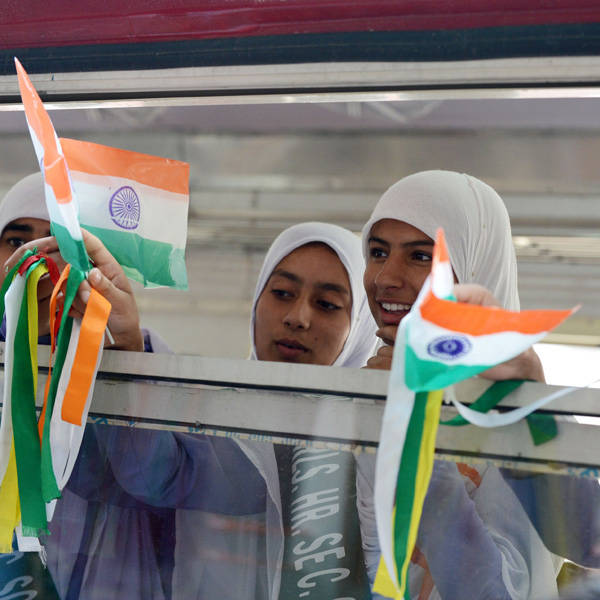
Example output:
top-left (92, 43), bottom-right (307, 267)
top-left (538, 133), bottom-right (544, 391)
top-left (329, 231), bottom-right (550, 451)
top-left (61, 138), bottom-right (189, 196)
top-left (420, 292), bottom-right (574, 336)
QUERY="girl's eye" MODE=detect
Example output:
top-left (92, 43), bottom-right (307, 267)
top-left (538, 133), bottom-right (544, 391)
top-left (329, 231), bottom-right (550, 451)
top-left (271, 288), bottom-right (292, 299)
top-left (413, 251), bottom-right (432, 262)
top-left (6, 237), bottom-right (26, 249)
top-left (369, 246), bottom-right (387, 259)
top-left (317, 300), bottom-right (341, 311)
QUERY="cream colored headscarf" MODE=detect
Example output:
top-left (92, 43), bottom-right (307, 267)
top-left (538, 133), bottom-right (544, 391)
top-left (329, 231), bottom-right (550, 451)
top-left (0, 173), bottom-right (49, 234)
top-left (250, 221), bottom-right (378, 367)
top-left (361, 170), bottom-right (519, 310)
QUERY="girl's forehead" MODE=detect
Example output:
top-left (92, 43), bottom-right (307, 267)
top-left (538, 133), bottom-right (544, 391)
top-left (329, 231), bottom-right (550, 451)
top-left (369, 218), bottom-right (431, 243)
top-left (271, 243), bottom-right (350, 288)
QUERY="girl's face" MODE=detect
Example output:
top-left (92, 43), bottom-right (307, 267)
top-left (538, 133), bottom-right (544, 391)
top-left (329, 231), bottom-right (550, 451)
top-left (0, 218), bottom-right (51, 284)
top-left (363, 219), bottom-right (434, 328)
top-left (254, 243), bottom-right (352, 365)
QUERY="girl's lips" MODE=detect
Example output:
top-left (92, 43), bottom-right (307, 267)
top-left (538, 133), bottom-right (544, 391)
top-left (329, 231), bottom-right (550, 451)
top-left (275, 338), bottom-right (308, 360)
top-left (378, 301), bottom-right (412, 326)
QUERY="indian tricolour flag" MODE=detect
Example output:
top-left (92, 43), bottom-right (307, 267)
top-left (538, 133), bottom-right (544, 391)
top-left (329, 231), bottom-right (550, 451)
top-left (61, 138), bottom-right (190, 289)
top-left (15, 58), bottom-right (89, 272)
top-left (373, 229), bottom-right (574, 600)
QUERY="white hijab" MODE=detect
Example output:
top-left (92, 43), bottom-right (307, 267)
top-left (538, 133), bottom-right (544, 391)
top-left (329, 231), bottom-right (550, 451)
top-left (249, 221), bottom-right (378, 367)
top-left (0, 173), bottom-right (49, 234)
top-left (361, 170), bottom-right (519, 311)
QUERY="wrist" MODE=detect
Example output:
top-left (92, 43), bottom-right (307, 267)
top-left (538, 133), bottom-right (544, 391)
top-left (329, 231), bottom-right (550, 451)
top-left (106, 327), bottom-right (144, 352)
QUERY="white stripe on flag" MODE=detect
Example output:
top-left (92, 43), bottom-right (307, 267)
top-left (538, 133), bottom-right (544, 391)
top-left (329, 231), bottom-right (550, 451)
top-left (72, 172), bottom-right (188, 247)
top-left (43, 182), bottom-right (83, 242)
top-left (431, 261), bottom-right (454, 299)
top-left (374, 319), bottom-right (413, 587)
top-left (26, 125), bottom-right (44, 170)
top-left (408, 316), bottom-right (546, 367)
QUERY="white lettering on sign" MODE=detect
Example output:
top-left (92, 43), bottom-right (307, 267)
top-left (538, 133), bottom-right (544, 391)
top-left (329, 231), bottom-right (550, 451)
top-left (292, 463), bottom-right (339, 483)
top-left (297, 568), bottom-right (351, 589)
top-left (0, 576), bottom-right (36, 600)
top-left (294, 546), bottom-right (346, 570)
top-left (293, 533), bottom-right (343, 556)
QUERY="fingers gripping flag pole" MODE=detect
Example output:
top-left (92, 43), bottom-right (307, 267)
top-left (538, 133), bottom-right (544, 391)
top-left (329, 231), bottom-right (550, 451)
top-left (0, 60), bottom-right (112, 551)
top-left (373, 229), bottom-right (575, 599)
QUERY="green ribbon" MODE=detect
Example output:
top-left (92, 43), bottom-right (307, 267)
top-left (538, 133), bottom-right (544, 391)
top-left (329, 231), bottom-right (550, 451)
top-left (40, 267), bottom-right (84, 501)
top-left (394, 391), bottom-right (429, 599)
top-left (0, 250), bottom-right (35, 319)
top-left (525, 413), bottom-right (558, 446)
top-left (11, 260), bottom-right (48, 537)
top-left (441, 380), bottom-right (558, 445)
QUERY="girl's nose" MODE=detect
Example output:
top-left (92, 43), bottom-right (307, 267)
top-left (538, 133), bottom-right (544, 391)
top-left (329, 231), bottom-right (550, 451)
top-left (374, 256), bottom-right (405, 290)
top-left (283, 298), bottom-right (311, 330)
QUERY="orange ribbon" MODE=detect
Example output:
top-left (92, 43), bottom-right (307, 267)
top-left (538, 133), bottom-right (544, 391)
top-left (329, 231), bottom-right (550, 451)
top-left (61, 288), bottom-right (111, 425)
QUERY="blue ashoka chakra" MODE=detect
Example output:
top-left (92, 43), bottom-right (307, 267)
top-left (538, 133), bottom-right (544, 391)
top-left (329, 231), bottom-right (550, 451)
top-left (427, 335), bottom-right (472, 360)
top-left (109, 186), bottom-right (141, 230)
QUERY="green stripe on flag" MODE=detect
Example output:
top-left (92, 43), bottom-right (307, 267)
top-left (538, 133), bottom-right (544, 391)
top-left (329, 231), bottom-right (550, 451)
top-left (81, 225), bottom-right (187, 289)
top-left (50, 222), bottom-right (89, 274)
top-left (405, 345), bottom-right (487, 391)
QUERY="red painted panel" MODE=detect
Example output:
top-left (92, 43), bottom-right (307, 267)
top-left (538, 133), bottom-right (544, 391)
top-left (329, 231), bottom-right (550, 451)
top-left (2, 1), bottom-right (600, 50)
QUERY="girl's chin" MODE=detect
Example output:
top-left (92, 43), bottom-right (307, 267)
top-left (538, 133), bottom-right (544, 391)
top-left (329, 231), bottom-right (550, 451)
top-left (379, 311), bottom-right (409, 326)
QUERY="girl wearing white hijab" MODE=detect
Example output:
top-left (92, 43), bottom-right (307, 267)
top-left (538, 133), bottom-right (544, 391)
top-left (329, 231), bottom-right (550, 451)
top-left (0, 173), bottom-right (51, 241)
top-left (358, 171), bottom-right (561, 599)
top-left (250, 221), bottom-right (378, 367)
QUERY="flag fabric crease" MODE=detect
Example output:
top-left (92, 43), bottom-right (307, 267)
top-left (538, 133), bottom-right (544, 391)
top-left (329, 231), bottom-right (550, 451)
top-left (373, 229), bottom-right (574, 599)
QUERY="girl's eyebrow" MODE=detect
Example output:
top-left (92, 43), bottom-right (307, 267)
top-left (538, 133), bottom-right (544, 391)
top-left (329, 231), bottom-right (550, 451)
top-left (271, 269), bottom-right (302, 284)
top-left (368, 235), bottom-right (433, 248)
top-left (2, 223), bottom-right (34, 235)
top-left (368, 235), bottom-right (388, 246)
top-left (403, 240), bottom-right (434, 248)
top-left (315, 282), bottom-right (349, 296)
top-left (271, 269), bottom-right (349, 296)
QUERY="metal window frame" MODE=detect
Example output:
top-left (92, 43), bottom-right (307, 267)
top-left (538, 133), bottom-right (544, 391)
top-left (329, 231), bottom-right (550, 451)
top-left (1, 344), bottom-right (597, 478)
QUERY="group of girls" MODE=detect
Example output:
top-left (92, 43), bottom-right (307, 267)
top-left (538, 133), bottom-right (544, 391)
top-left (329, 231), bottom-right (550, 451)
top-left (2, 169), bottom-right (598, 598)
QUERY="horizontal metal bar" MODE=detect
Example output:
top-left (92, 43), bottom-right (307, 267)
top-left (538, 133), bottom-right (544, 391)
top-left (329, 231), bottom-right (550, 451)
top-left (86, 379), bottom-right (600, 473)
top-left (3, 58), bottom-right (600, 102)
top-left (4, 86), bottom-right (600, 111)
top-left (2, 343), bottom-right (599, 414)
top-left (1, 345), bottom-right (598, 473)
